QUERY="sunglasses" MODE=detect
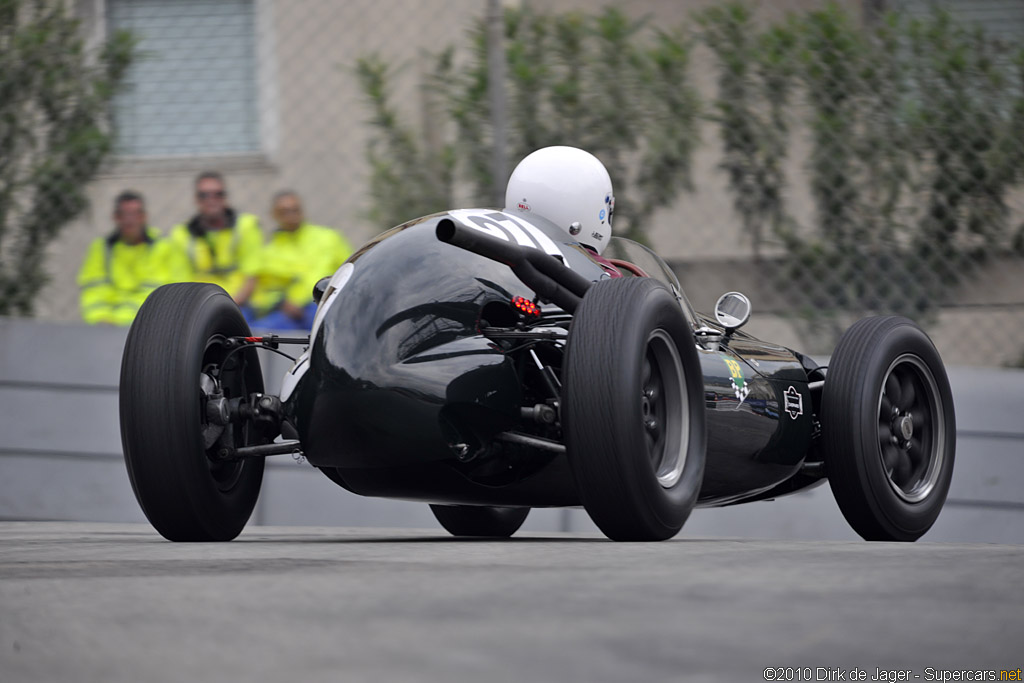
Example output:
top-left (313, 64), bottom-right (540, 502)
top-left (197, 190), bottom-right (226, 200)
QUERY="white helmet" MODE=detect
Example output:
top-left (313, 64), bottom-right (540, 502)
top-left (505, 146), bottom-right (615, 255)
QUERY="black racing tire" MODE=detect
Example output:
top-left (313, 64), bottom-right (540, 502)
top-left (822, 316), bottom-right (956, 542)
top-left (120, 283), bottom-right (265, 542)
top-left (429, 505), bottom-right (530, 538)
top-left (563, 278), bottom-right (706, 542)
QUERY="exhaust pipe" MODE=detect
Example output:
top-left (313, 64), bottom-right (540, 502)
top-left (436, 218), bottom-right (592, 313)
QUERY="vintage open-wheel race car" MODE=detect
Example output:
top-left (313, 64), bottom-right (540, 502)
top-left (119, 207), bottom-right (956, 543)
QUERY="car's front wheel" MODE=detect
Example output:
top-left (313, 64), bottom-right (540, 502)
top-left (822, 316), bottom-right (956, 541)
top-left (562, 278), bottom-right (706, 541)
top-left (120, 283), bottom-right (266, 541)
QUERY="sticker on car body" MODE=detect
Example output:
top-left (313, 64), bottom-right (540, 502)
top-left (784, 385), bottom-right (804, 419)
top-left (449, 209), bottom-right (566, 262)
top-left (720, 354), bottom-right (750, 408)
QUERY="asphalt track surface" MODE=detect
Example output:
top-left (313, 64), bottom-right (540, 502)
top-left (1, 523), bottom-right (1021, 683)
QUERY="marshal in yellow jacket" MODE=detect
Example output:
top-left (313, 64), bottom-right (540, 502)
top-left (243, 223), bottom-right (352, 317)
top-left (77, 229), bottom-right (189, 325)
top-left (168, 209), bottom-right (263, 298)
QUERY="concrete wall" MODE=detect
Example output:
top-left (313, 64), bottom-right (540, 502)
top-left (1, 317), bottom-right (1021, 542)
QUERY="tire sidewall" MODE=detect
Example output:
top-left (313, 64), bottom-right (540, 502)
top-left (564, 278), bottom-right (706, 540)
top-left (825, 317), bottom-right (956, 540)
top-left (120, 284), bottom-right (265, 541)
top-left (616, 286), bottom-right (704, 529)
top-left (429, 504), bottom-right (530, 537)
top-left (181, 293), bottom-right (265, 520)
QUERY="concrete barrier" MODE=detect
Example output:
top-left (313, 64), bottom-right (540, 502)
top-left (1, 317), bottom-right (1021, 542)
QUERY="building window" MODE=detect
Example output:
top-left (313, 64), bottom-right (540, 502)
top-left (108, 0), bottom-right (260, 157)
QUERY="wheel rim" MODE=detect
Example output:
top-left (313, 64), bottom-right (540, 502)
top-left (876, 353), bottom-right (945, 503)
top-left (642, 329), bottom-right (688, 489)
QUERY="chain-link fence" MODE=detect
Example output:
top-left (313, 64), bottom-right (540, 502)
top-left (3, 0), bottom-right (1022, 367)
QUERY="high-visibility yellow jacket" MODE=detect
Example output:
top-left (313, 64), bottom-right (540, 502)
top-left (77, 228), bottom-right (189, 326)
top-left (243, 223), bottom-right (353, 316)
top-left (169, 210), bottom-right (263, 297)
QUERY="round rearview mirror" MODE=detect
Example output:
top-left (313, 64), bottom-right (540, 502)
top-left (714, 291), bottom-right (751, 332)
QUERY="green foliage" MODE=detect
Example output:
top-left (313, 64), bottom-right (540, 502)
top-left (785, 4), bottom-right (925, 322)
top-left (908, 14), bottom-right (1022, 279)
top-left (359, 6), bottom-right (701, 242)
top-left (1014, 48), bottom-right (1024, 255)
top-left (701, 2), bottom-right (1024, 346)
top-left (355, 55), bottom-right (454, 230)
top-left (0, 0), bottom-right (136, 316)
top-left (357, 3), bottom-right (1023, 353)
top-left (697, 4), bottom-right (796, 259)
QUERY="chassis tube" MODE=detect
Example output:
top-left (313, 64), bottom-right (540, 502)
top-left (436, 218), bottom-right (592, 313)
top-left (221, 440), bottom-right (303, 460)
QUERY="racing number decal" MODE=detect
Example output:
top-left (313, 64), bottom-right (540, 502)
top-left (449, 210), bottom-right (566, 263)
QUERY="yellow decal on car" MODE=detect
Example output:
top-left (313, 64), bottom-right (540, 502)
top-left (721, 355), bottom-right (750, 407)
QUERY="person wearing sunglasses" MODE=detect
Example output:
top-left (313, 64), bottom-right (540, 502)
top-left (169, 171), bottom-right (263, 301)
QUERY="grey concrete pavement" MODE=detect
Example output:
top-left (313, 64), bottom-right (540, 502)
top-left (1, 523), bottom-right (1021, 683)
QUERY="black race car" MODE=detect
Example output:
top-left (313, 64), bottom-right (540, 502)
top-left (120, 209), bottom-right (956, 542)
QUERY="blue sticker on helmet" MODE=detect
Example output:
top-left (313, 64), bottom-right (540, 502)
top-left (599, 209), bottom-right (606, 220)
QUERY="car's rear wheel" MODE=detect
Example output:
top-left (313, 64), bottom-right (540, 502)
top-left (120, 283), bottom-right (265, 541)
top-left (562, 278), bottom-right (706, 541)
top-left (822, 316), bottom-right (956, 541)
top-left (429, 505), bottom-right (530, 538)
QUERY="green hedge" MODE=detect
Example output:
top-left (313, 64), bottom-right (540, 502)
top-left (359, 2), bottom-right (1024, 335)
